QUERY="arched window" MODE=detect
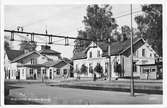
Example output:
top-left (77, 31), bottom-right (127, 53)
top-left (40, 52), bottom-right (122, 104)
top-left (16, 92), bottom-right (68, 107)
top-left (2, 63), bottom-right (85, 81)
top-left (97, 50), bottom-right (100, 57)
top-left (89, 51), bottom-right (92, 58)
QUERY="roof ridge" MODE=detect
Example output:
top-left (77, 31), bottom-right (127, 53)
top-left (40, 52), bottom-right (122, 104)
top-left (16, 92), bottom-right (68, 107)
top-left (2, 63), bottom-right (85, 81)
top-left (73, 36), bottom-right (144, 60)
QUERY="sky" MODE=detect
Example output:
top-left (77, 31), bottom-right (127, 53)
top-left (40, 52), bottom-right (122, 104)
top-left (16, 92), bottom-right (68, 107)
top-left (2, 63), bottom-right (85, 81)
top-left (4, 4), bottom-right (142, 59)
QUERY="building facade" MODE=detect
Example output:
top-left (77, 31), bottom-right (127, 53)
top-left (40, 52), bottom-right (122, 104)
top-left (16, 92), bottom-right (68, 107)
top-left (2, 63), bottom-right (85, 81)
top-left (5, 45), bottom-right (72, 80)
top-left (73, 37), bottom-right (160, 79)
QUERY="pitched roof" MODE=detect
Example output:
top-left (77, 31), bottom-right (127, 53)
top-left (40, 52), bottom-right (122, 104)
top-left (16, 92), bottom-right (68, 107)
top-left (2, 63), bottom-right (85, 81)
top-left (5, 49), bottom-right (24, 61)
top-left (12, 51), bottom-right (41, 63)
top-left (42, 60), bottom-right (68, 68)
top-left (73, 37), bottom-right (145, 60)
top-left (54, 61), bottom-right (67, 68)
top-left (39, 49), bottom-right (61, 55)
top-left (42, 60), bottom-right (61, 67)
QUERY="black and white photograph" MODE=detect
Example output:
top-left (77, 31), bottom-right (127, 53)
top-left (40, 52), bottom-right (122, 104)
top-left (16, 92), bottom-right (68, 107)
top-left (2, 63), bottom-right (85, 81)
top-left (2, 0), bottom-right (165, 106)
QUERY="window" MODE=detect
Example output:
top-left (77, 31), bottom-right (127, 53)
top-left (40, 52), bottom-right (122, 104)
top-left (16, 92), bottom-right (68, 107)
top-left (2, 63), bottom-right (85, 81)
top-left (9, 70), bottom-right (10, 76)
top-left (31, 58), bottom-right (35, 64)
top-left (105, 62), bottom-right (108, 73)
top-left (151, 68), bottom-right (156, 72)
top-left (133, 62), bottom-right (137, 72)
top-left (89, 51), bottom-right (92, 58)
top-left (43, 69), bottom-right (46, 75)
top-left (57, 69), bottom-right (60, 75)
top-left (150, 53), bottom-right (152, 57)
top-left (30, 68), bottom-right (33, 75)
top-left (89, 63), bottom-right (93, 73)
top-left (63, 69), bottom-right (67, 75)
top-left (142, 49), bottom-right (146, 57)
top-left (143, 68), bottom-right (149, 73)
top-left (97, 50), bottom-right (100, 57)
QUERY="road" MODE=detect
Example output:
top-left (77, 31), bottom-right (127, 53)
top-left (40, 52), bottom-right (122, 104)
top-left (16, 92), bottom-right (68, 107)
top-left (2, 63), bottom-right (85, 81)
top-left (5, 83), bottom-right (162, 104)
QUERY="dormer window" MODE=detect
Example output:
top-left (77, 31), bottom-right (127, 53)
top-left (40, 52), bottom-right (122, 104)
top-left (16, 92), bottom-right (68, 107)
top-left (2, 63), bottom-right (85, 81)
top-left (97, 50), bottom-right (100, 57)
top-left (89, 51), bottom-right (92, 58)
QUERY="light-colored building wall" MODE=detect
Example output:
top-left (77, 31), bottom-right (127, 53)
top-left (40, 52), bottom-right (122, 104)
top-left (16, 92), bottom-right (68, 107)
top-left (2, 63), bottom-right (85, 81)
top-left (21, 53), bottom-right (47, 65)
top-left (73, 42), bottom-right (158, 78)
top-left (60, 64), bottom-right (71, 77)
top-left (73, 42), bottom-right (120, 78)
top-left (45, 55), bottom-right (59, 61)
top-left (19, 67), bottom-right (26, 80)
top-left (123, 43), bottom-right (157, 77)
top-left (37, 55), bottom-right (49, 64)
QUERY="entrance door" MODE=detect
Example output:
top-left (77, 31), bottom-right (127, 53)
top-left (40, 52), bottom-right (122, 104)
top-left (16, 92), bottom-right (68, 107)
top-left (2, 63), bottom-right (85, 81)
top-left (16, 70), bottom-right (20, 80)
top-left (18, 71), bottom-right (20, 80)
top-left (50, 71), bottom-right (52, 79)
top-left (70, 72), bottom-right (74, 77)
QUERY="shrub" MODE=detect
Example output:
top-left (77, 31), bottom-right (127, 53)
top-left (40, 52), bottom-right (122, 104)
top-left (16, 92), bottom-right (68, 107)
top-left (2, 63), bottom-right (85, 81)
top-left (80, 64), bottom-right (88, 74)
top-left (94, 63), bottom-right (103, 74)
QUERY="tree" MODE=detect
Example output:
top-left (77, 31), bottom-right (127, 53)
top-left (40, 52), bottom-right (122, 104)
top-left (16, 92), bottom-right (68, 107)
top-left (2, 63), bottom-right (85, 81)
top-left (111, 28), bottom-right (122, 41)
top-left (73, 4), bottom-right (117, 54)
top-left (4, 36), bottom-right (11, 50)
top-left (20, 41), bottom-right (37, 52)
top-left (80, 64), bottom-right (88, 74)
top-left (4, 40), bottom-right (10, 50)
top-left (89, 65), bottom-right (93, 74)
top-left (121, 25), bottom-right (131, 41)
top-left (135, 4), bottom-right (162, 56)
top-left (94, 63), bottom-right (103, 75)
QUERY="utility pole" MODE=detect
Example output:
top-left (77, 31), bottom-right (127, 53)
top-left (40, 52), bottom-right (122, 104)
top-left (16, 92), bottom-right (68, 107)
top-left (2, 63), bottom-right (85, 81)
top-left (130, 4), bottom-right (134, 96)
top-left (108, 38), bottom-right (111, 81)
top-left (42, 69), bottom-right (44, 83)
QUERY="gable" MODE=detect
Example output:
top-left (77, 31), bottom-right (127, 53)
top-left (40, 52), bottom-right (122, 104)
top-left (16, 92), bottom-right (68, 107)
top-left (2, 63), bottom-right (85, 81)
top-left (121, 39), bottom-right (145, 57)
top-left (5, 49), bottom-right (24, 61)
top-left (12, 51), bottom-right (41, 63)
top-left (86, 44), bottom-right (103, 58)
top-left (42, 60), bottom-right (69, 68)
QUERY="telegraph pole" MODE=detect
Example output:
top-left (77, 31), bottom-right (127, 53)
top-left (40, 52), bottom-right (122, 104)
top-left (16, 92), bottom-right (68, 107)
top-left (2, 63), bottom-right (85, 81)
top-left (130, 4), bottom-right (134, 96)
top-left (108, 38), bottom-right (111, 81)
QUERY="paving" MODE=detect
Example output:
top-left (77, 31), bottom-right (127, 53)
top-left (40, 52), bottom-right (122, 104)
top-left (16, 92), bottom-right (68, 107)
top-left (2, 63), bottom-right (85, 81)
top-left (46, 79), bottom-right (162, 94)
top-left (5, 81), bottom-right (163, 104)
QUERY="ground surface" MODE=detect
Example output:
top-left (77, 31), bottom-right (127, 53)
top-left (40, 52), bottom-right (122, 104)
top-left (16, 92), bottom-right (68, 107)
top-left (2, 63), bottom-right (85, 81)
top-left (5, 81), bottom-right (162, 105)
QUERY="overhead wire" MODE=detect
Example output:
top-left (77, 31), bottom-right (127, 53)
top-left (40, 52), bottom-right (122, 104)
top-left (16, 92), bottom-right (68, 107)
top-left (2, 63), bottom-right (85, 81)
top-left (114, 10), bottom-right (142, 19)
top-left (5, 8), bottom-right (143, 46)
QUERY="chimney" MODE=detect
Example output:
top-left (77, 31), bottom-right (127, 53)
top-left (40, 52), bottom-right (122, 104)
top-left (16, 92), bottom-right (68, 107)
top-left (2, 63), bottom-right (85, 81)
top-left (41, 45), bottom-right (51, 50)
